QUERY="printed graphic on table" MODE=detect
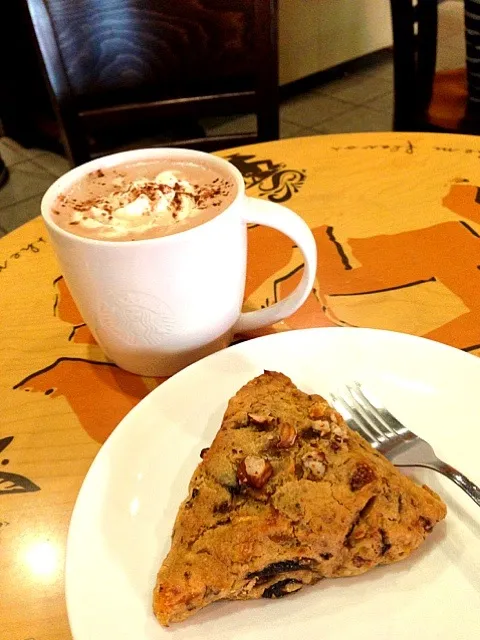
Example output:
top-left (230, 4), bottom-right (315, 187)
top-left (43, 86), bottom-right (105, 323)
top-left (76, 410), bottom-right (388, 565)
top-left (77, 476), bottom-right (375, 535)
top-left (0, 436), bottom-right (40, 495)
top-left (225, 139), bottom-right (480, 358)
top-left (3, 134), bottom-right (480, 458)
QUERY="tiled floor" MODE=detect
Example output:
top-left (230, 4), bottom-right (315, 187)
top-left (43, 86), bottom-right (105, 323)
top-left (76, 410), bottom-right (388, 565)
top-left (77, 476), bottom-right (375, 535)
top-left (0, 0), bottom-right (465, 237)
top-left (0, 144), bottom-right (70, 235)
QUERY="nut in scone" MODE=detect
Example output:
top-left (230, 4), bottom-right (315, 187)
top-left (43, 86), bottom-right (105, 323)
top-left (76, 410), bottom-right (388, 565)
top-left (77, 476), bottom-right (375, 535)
top-left (237, 455), bottom-right (273, 488)
top-left (277, 423), bottom-right (297, 448)
top-left (302, 451), bottom-right (327, 479)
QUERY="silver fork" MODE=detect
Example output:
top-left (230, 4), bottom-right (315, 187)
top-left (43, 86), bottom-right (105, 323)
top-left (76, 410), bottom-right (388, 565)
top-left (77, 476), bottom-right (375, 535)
top-left (331, 383), bottom-right (480, 508)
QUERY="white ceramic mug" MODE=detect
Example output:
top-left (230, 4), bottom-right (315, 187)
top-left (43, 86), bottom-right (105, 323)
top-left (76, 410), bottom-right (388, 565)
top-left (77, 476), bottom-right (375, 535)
top-left (41, 148), bottom-right (317, 376)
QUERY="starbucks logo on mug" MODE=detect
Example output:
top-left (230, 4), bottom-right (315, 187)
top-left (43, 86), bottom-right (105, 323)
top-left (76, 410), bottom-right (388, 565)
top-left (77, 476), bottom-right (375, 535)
top-left (97, 291), bottom-right (176, 346)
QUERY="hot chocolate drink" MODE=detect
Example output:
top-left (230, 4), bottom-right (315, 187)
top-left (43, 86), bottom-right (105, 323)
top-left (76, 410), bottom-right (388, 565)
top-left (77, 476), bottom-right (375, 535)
top-left (41, 147), bottom-right (316, 376)
top-left (52, 159), bottom-right (236, 241)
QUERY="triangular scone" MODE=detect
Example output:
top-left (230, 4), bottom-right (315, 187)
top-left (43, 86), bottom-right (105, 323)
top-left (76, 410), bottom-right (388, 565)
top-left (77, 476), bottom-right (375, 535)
top-left (153, 371), bottom-right (446, 625)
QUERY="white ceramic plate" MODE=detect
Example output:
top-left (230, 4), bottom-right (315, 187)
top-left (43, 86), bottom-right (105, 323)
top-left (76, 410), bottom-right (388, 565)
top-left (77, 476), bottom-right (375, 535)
top-left (66, 328), bottom-right (480, 640)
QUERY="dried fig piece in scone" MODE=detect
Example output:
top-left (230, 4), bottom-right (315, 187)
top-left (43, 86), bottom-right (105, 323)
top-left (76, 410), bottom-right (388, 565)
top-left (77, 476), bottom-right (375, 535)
top-left (153, 372), bottom-right (446, 626)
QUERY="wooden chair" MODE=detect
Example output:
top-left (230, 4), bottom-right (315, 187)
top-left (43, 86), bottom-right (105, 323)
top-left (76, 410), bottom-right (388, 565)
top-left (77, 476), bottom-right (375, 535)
top-left (389, 0), bottom-right (476, 134)
top-left (22, 0), bottom-right (279, 166)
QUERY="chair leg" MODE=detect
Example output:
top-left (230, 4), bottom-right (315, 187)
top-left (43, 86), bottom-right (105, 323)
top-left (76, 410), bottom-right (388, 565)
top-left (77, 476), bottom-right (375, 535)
top-left (257, 104), bottom-right (280, 142)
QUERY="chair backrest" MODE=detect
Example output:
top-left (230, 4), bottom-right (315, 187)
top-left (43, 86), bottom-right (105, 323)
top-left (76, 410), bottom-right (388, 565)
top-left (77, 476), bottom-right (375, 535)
top-left (389, 0), bottom-right (439, 131)
top-left (23, 0), bottom-right (279, 165)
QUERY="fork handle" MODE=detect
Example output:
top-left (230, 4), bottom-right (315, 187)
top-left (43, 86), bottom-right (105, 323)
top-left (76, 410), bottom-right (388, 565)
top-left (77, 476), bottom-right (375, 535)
top-left (418, 460), bottom-right (480, 507)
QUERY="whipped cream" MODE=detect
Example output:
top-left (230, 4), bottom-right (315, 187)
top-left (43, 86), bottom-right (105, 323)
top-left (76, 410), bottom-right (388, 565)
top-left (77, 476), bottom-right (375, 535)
top-left (66, 170), bottom-right (220, 239)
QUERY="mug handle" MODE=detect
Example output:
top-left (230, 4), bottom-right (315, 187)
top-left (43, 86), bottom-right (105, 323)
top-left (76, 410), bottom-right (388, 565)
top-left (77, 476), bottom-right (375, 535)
top-left (233, 196), bottom-right (317, 333)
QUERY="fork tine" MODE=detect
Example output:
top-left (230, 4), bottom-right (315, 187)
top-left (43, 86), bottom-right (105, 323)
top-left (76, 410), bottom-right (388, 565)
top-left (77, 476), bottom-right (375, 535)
top-left (346, 385), bottom-right (393, 444)
top-left (330, 392), bottom-right (380, 448)
top-left (350, 384), bottom-right (397, 438)
top-left (354, 384), bottom-right (409, 438)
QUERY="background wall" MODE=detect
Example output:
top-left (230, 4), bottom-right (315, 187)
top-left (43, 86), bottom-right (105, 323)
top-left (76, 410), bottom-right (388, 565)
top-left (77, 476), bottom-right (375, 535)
top-left (278, 0), bottom-right (393, 85)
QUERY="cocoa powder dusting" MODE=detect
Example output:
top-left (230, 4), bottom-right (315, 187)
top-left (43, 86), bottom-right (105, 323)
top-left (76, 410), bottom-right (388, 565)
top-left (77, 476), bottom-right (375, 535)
top-left (65, 177), bottom-right (232, 218)
top-left (54, 162), bottom-right (235, 240)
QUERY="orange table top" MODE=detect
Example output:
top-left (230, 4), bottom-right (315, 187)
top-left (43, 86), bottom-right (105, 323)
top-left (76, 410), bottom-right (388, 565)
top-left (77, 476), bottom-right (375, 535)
top-left (2, 132), bottom-right (480, 639)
